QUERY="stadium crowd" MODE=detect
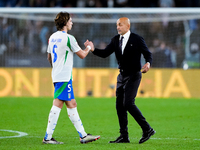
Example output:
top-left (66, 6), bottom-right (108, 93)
top-left (0, 0), bottom-right (200, 8)
top-left (0, 0), bottom-right (200, 68)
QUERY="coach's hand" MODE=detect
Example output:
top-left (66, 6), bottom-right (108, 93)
top-left (141, 62), bottom-right (150, 73)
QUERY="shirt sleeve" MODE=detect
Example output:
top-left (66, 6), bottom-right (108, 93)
top-left (70, 36), bottom-right (81, 53)
top-left (92, 36), bottom-right (115, 58)
top-left (139, 36), bottom-right (152, 64)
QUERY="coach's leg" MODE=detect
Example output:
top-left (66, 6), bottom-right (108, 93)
top-left (109, 74), bottom-right (130, 143)
top-left (124, 74), bottom-right (151, 132)
top-left (116, 74), bottom-right (129, 137)
top-left (116, 87), bottom-right (129, 137)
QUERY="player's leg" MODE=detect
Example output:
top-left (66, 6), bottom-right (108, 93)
top-left (43, 82), bottom-right (67, 144)
top-left (65, 80), bottom-right (100, 143)
top-left (43, 98), bottom-right (64, 144)
top-left (65, 99), bottom-right (100, 143)
top-left (65, 99), bottom-right (87, 138)
top-left (64, 79), bottom-right (87, 138)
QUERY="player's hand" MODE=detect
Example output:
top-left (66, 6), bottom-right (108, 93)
top-left (141, 62), bottom-right (150, 73)
top-left (84, 40), bottom-right (90, 47)
top-left (84, 40), bottom-right (94, 52)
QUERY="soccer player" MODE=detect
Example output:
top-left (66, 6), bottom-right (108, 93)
top-left (43, 12), bottom-right (100, 144)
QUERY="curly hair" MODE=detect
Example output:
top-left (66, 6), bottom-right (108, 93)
top-left (54, 12), bottom-right (70, 31)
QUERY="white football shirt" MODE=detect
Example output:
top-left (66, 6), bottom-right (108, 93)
top-left (47, 31), bottom-right (81, 82)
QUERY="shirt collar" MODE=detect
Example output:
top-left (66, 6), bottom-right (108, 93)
top-left (120, 30), bottom-right (131, 40)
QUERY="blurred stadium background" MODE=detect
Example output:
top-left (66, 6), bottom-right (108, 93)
top-left (0, 2), bottom-right (200, 98)
top-left (1, 7), bottom-right (200, 68)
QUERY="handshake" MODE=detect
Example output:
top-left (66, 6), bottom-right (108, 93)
top-left (84, 40), bottom-right (94, 52)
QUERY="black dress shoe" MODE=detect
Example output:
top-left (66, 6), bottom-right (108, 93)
top-left (109, 135), bottom-right (130, 143)
top-left (139, 128), bottom-right (156, 144)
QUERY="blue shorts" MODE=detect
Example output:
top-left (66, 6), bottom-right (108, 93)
top-left (54, 80), bottom-right (75, 101)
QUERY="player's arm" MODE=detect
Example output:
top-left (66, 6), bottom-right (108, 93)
top-left (75, 40), bottom-right (93, 59)
top-left (47, 53), bottom-right (52, 67)
top-left (75, 46), bottom-right (91, 59)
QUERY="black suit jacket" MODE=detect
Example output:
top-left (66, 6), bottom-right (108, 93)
top-left (92, 32), bottom-right (152, 75)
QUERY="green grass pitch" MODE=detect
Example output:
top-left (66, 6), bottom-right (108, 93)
top-left (0, 97), bottom-right (200, 150)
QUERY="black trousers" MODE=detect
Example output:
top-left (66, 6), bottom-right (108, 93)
top-left (116, 72), bottom-right (151, 137)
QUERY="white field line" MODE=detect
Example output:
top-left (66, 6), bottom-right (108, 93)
top-left (0, 129), bottom-right (28, 139)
